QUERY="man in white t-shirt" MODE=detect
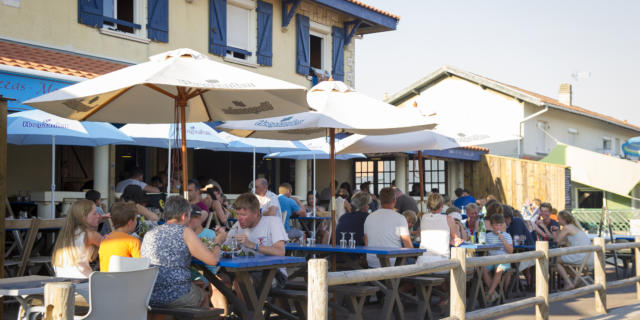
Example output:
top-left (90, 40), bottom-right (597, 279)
top-left (254, 178), bottom-right (282, 218)
top-left (227, 193), bottom-right (288, 286)
top-left (115, 167), bottom-right (160, 193)
top-left (364, 187), bottom-right (413, 268)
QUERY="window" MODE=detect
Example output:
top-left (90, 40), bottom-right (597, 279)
top-left (310, 34), bottom-right (323, 69)
top-left (578, 189), bottom-right (603, 209)
top-left (225, 0), bottom-right (257, 63)
top-left (536, 120), bottom-right (548, 154)
top-left (567, 128), bottom-right (578, 145)
top-left (603, 137), bottom-right (612, 154)
top-left (615, 138), bottom-right (621, 155)
top-left (309, 21), bottom-right (331, 73)
top-left (102, 0), bottom-right (142, 35)
top-left (408, 159), bottom-right (447, 195)
top-left (353, 159), bottom-right (395, 195)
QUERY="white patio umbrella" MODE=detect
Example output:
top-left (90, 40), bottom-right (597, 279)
top-left (7, 110), bottom-right (133, 217)
top-left (23, 48), bottom-right (311, 198)
top-left (220, 80), bottom-right (438, 248)
top-left (118, 123), bottom-right (230, 194)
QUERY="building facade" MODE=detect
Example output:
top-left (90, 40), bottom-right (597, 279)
top-left (0, 0), bottom-right (399, 213)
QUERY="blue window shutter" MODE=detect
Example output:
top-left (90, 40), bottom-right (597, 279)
top-left (295, 14), bottom-right (310, 75)
top-left (78, 0), bottom-right (103, 28)
top-left (209, 0), bottom-right (227, 56)
top-left (147, 0), bottom-right (169, 42)
top-left (331, 26), bottom-right (345, 81)
top-left (256, 1), bottom-right (273, 66)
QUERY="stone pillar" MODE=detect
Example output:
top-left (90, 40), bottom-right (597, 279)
top-left (395, 155), bottom-right (407, 193)
top-left (93, 145), bottom-right (109, 207)
top-left (295, 159), bottom-right (308, 198)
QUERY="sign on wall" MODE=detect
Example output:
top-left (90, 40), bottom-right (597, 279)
top-left (0, 71), bottom-right (75, 112)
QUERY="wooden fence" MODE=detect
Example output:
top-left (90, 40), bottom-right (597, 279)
top-left (464, 154), bottom-right (569, 211)
top-left (308, 237), bottom-right (640, 320)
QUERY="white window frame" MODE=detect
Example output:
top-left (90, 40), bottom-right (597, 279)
top-left (225, 0), bottom-right (257, 65)
top-left (100, 0), bottom-right (148, 43)
top-left (567, 128), bottom-right (578, 145)
top-left (309, 21), bottom-right (332, 73)
top-left (602, 136), bottom-right (612, 154)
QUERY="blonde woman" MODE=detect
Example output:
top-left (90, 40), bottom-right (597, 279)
top-left (552, 210), bottom-right (593, 291)
top-left (52, 199), bottom-right (103, 278)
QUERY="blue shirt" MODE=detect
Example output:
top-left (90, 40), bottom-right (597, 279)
top-left (278, 195), bottom-right (301, 232)
top-left (486, 231), bottom-right (513, 256)
top-left (191, 228), bottom-right (218, 284)
top-left (507, 217), bottom-right (534, 245)
top-left (453, 195), bottom-right (476, 209)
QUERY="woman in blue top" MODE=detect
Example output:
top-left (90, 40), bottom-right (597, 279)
top-left (141, 196), bottom-right (226, 308)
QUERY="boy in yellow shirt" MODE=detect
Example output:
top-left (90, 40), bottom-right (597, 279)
top-left (98, 202), bottom-right (141, 271)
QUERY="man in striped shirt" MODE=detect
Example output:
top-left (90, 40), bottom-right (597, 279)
top-left (481, 214), bottom-right (514, 304)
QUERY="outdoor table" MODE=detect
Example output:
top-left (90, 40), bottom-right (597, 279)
top-left (5, 218), bottom-right (64, 277)
top-left (291, 216), bottom-right (330, 221)
top-left (285, 244), bottom-right (425, 320)
top-left (192, 255), bottom-right (305, 320)
top-left (0, 275), bottom-right (88, 320)
top-left (460, 242), bottom-right (502, 311)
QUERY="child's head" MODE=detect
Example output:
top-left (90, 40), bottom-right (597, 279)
top-left (110, 202), bottom-right (138, 232)
top-left (85, 189), bottom-right (102, 206)
top-left (402, 210), bottom-right (417, 228)
top-left (187, 205), bottom-right (206, 231)
top-left (489, 214), bottom-right (506, 231)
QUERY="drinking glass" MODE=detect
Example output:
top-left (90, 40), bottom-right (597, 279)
top-left (521, 235), bottom-right (527, 246)
top-left (340, 232), bottom-right (347, 248)
top-left (231, 237), bottom-right (242, 257)
top-left (513, 235), bottom-right (520, 246)
top-left (348, 232), bottom-right (356, 248)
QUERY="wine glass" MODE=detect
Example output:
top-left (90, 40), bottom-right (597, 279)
top-left (340, 232), bottom-right (347, 248)
top-left (349, 232), bottom-right (356, 248)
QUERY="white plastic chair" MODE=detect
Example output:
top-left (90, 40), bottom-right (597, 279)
top-left (76, 268), bottom-right (158, 320)
top-left (108, 256), bottom-right (150, 272)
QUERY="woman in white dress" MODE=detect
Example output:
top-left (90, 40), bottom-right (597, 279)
top-left (552, 210), bottom-right (593, 291)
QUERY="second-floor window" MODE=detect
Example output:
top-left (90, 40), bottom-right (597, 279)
top-left (226, 0), bottom-right (256, 62)
top-left (103, 0), bottom-right (139, 34)
top-left (603, 137), bottom-right (612, 154)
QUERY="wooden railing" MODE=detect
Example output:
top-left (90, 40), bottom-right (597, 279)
top-left (307, 237), bottom-right (640, 320)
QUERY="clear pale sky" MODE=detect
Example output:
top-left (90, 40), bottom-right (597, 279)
top-left (355, 0), bottom-right (640, 127)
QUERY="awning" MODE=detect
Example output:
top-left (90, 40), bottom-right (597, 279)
top-left (541, 144), bottom-right (640, 197)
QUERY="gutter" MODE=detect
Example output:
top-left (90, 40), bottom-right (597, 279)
top-left (0, 64), bottom-right (88, 83)
top-left (518, 106), bottom-right (549, 157)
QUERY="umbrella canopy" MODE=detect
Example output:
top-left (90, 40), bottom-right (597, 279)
top-left (217, 131), bottom-right (308, 154)
top-left (622, 137), bottom-right (640, 157)
top-left (7, 109), bottom-right (133, 218)
top-left (23, 48), bottom-right (311, 197)
top-left (217, 81), bottom-right (437, 139)
top-left (119, 123), bottom-right (228, 150)
top-left (266, 138), bottom-right (365, 160)
top-left (336, 130), bottom-right (459, 154)
top-left (7, 110), bottom-right (132, 146)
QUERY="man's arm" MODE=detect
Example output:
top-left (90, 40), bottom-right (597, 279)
top-left (401, 235), bottom-right (413, 248)
top-left (143, 185), bottom-right (161, 193)
top-left (262, 206), bottom-right (276, 216)
top-left (363, 234), bottom-right (368, 246)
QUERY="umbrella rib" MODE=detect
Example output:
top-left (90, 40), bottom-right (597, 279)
top-left (198, 92), bottom-right (213, 122)
top-left (144, 83), bottom-right (178, 99)
top-left (79, 86), bottom-right (133, 121)
top-left (188, 89), bottom-right (207, 100)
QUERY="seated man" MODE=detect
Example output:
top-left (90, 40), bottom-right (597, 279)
top-left (364, 187), bottom-right (413, 268)
top-left (115, 167), bottom-right (160, 193)
top-left (277, 183), bottom-right (306, 240)
top-left (98, 202), bottom-right (141, 271)
top-left (336, 191), bottom-right (371, 246)
top-left (227, 193), bottom-right (289, 287)
top-left (254, 178), bottom-right (282, 218)
top-left (534, 202), bottom-right (560, 243)
top-left (453, 188), bottom-right (476, 210)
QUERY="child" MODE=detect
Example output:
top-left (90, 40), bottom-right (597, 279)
top-left (402, 210), bottom-right (420, 240)
top-left (52, 199), bottom-right (103, 278)
top-left (98, 202), bottom-right (141, 271)
top-left (481, 214), bottom-right (513, 304)
top-left (188, 206), bottom-right (229, 314)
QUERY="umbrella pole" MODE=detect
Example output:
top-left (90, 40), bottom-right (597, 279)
top-left (167, 139), bottom-right (172, 194)
top-left (330, 129), bottom-right (336, 248)
top-left (51, 135), bottom-right (55, 218)
top-left (418, 151), bottom-right (425, 214)
top-left (179, 97), bottom-right (189, 200)
top-left (252, 147), bottom-right (256, 193)
top-left (313, 153), bottom-right (316, 239)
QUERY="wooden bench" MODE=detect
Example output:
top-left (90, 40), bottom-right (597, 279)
top-left (403, 276), bottom-right (444, 320)
top-left (272, 283), bottom-right (379, 320)
top-left (148, 306), bottom-right (223, 320)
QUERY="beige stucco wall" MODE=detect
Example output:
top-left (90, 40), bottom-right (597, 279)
top-left (0, 0), bottom-right (355, 87)
top-left (315, 159), bottom-right (353, 192)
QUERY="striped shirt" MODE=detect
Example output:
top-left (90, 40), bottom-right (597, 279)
top-left (486, 231), bottom-right (512, 256)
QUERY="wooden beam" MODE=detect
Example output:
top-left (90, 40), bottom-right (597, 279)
top-left (281, 0), bottom-right (301, 28)
top-left (0, 95), bottom-right (13, 316)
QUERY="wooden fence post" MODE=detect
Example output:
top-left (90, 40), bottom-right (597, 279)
top-left (594, 237), bottom-right (607, 313)
top-left (308, 258), bottom-right (328, 320)
top-left (450, 247), bottom-right (467, 320)
top-left (535, 241), bottom-right (549, 320)
top-left (636, 236), bottom-right (640, 301)
top-left (44, 282), bottom-right (75, 320)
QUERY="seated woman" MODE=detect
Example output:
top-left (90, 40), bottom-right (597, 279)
top-left (142, 196), bottom-right (226, 308)
top-left (120, 185), bottom-right (160, 221)
top-left (553, 210), bottom-right (594, 291)
top-left (202, 185), bottom-right (229, 228)
top-left (52, 199), bottom-right (103, 278)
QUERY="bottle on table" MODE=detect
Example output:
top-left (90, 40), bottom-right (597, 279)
top-left (478, 218), bottom-right (487, 244)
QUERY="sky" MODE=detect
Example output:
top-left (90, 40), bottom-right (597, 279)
top-left (355, 0), bottom-right (640, 127)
